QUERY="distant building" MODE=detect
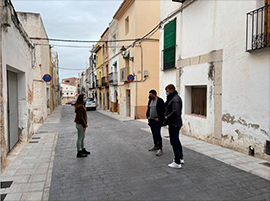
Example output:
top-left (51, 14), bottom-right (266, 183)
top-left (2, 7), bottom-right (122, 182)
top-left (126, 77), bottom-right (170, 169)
top-left (61, 77), bottom-right (77, 104)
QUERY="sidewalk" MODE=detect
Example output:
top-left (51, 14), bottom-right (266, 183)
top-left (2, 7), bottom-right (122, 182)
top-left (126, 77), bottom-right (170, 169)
top-left (1, 106), bottom-right (62, 201)
top-left (98, 109), bottom-right (270, 181)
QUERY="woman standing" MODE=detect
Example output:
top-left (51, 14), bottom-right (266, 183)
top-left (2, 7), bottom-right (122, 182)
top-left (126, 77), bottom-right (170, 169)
top-left (74, 94), bottom-right (90, 158)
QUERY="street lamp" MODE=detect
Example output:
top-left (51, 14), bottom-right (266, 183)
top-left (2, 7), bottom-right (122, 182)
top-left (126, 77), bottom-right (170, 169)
top-left (120, 46), bottom-right (134, 62)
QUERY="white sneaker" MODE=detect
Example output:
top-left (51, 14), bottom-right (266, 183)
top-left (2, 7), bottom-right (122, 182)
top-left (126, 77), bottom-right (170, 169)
top-left (156, 149), bottom-right (163, 156)
top-left (168, 162), bottom-right (182, 169)
top-left (173, 159), bottom-right (185, 164)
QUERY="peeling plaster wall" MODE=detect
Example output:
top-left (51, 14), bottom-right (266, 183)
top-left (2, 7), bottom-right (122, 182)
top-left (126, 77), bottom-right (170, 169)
top-left (17, 12), bottom-right (50, 123)
top-left (160, 0), bottom-right (270, 160)
top-left (1, 0), bottom-right (34, 169)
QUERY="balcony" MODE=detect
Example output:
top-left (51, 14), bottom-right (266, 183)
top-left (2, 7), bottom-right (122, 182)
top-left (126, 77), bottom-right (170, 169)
top-left (246, 4), bottom-right (270, 51)
top-left (120, 67), bottom-right (129, 82)
top-left (101, 76), bottom-right (109, 87)
top-left (109, 72), bottom-right (118, 86)
top-left (96, 79), bottom-right (101, 88)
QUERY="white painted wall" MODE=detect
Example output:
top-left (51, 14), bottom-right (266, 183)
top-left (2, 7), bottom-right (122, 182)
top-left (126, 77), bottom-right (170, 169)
top-left (160, 0), bottom-right (270, 159)
top-left (17, 12), bottom-right (50, 123)
top-left (2, 4), bottom-right (34, 147)
top-left (109, 19), bottom-right (120, 105)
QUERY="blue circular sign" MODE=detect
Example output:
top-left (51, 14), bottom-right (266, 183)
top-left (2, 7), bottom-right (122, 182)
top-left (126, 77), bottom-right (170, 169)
top-left (127, 74), bottom-right (134, 82)
top-left (43, 74), bottom-right (52, 82)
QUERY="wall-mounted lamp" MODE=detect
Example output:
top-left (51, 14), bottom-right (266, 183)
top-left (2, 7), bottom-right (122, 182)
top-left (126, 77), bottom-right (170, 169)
top-left (120, 46), bottom-right (134, 62)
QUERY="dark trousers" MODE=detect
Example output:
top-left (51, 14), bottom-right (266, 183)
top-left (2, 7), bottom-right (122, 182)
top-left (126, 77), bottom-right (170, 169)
top-left (169, 126), bottom-right (183, 164)
top-left (149, 119), bottom-right (162, 150)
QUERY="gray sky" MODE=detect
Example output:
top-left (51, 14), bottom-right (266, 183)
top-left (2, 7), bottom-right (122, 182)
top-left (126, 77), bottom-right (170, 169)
top-left (12, 0), bottom-right (123, 81)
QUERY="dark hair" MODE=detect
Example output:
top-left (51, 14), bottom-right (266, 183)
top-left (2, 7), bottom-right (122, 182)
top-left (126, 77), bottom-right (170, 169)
top-left (165, 84), bottom-right (175, 91)
top-left (74, 94), bottom-right (85, 109)
top-left (149, 89), bottom-right (157, 96)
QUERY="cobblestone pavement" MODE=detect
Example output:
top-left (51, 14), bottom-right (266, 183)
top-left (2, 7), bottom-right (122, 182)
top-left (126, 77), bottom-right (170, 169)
top-left (44, 106), bottom-right (270, 201)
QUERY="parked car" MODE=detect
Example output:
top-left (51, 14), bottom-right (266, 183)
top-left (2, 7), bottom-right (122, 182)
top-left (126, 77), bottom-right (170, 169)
top-left (65, 101), bottom-right (72, 105)
top-left (85, 98), bottom-right (96, 110)
top-left (71, 100), bottom-right (76, 106)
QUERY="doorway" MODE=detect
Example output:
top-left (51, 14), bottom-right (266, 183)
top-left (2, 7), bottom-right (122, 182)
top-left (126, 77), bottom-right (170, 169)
top-left (7, 70), bottom-right (19, 152)
top-left (126, 89), bottom-right (131, 117)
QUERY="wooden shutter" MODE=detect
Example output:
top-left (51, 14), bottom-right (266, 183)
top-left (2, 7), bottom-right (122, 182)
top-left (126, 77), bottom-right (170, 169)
top-left (265, 0), bottom-right (270, 46)
top-left (163, 19), bottom-right (176, 70)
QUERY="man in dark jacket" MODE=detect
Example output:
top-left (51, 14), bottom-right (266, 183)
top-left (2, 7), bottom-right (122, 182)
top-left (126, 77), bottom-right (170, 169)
top-left (164, 84), bottom-right (184, 168)
top-left (146, 89), bottom-right (165, 156)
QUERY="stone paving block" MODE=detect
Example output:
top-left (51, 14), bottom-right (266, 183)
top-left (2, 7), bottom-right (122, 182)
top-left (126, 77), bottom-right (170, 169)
top-left (4, 193), bottom-right (22, 201)
top-left (29, 174), bottom-right (47, 182)
top-left (21, 191), bottom-right (43, 201)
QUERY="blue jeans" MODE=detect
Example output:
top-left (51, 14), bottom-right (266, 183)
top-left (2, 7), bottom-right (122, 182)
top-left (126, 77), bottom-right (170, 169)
top-left (149, 119), bottom-right (162, 150)
top-left (169, 126), bottom-right (183, 164)
top-left (76, 124), bottom-right (85, 151)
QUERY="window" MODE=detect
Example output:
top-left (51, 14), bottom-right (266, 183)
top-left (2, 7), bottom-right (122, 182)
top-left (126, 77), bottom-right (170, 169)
top-left (66, 87), bottom-right (68, 89)
top-left (71, 93), bottom-right (73, 95)
top-left (163, 19), bottom-right (176, 70)
top-left (185, 86), bottom-right (207, 117)
top-left (125, 16), bottom-right (129, 35)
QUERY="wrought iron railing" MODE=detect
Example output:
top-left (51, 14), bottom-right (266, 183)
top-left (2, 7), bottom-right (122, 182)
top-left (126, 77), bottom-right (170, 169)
top-left (96, 79), bottom-right (101, 88)
top-left (101, 77), bottom-right (108, 87)
top-left (162, 46), bottom-right (176, 70)
top-left (246, 4), bottom-right (270, 51)
top-left (109, 72), bottom-right (118, 85)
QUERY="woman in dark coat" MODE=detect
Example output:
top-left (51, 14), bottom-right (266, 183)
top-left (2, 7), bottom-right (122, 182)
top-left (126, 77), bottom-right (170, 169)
top-left (74, 94), bottom-right (90, 157)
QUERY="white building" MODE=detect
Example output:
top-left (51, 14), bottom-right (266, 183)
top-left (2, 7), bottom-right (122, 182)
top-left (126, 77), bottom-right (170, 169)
top-left (60, 77), bottom-right (78, 104)
top-left (108, 19), bottom-right (119, 113)
top-left (1, 0), bottom-right (35, 169)
top-left (17, 12), bottom-right (51, 122)
top-left (159, 0), bottom-right (270, 160)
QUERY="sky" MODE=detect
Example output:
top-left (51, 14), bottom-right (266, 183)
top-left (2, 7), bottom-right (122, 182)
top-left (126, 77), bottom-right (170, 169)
top-left (12, 0), bottom-right (123, 81)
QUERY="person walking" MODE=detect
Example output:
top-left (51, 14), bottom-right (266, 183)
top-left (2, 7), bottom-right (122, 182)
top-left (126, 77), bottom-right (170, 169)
top-left (74, 94), bottom-right (90, 158)
top-left (164, 84), bottom-right (184, 168)
top-left (146, 89), bottom-right (165, 156)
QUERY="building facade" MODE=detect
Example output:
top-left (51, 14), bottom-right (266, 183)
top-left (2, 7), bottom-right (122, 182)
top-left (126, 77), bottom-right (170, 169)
top-left (1, 0), bottom-right (35, 170)
top-left (109, 19), bottom-right (119, 113)
top-left (61, 77), bottom-right (77, 104)
top-left (50, 51), bottom-right (61, 110)
top-left (114, 0), bottom-right (160, 119)
top-left (17, 11), bottom-right (51, 122)
top-left (94, 41), bottom-right (103, 109)
top-left (101, 28), bottom-right (110, 111)
top-left (159, 0), bottom-right (270, 160)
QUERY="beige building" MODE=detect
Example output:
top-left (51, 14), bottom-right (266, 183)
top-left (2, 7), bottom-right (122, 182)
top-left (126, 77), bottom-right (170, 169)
top-left (17, 12), bottom-right (51, 122)
top-left (101, 28), bottom-right (110, 111)
top-left (113, 0), bottom-right (160, 119)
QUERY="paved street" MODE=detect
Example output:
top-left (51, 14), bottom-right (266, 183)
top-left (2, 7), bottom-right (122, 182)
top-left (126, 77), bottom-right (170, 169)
top-left (40, 106), bottom-right (269, 201)
top-left (1, 105), bottom-right (270, 201)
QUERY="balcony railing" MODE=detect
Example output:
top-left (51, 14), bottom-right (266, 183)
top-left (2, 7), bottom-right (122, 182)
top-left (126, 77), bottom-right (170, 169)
top-left (246, 4), bottom-right (270, 51)
top-left (96, 79), bottom-right (101, 88)
top-left (101, 77), bottom-right (108, 87)
top-left (109, 72), bottom-right (118, 85)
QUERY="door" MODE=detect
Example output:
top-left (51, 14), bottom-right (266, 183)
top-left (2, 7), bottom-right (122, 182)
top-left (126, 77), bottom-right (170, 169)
top-left (7, 70), bottom-right (19, 151)
top-left (126, 90), bottom-right (130, 117)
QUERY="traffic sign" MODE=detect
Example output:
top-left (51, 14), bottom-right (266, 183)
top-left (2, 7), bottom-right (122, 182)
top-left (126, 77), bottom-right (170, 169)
top-left (127, 74), bottom-right (134, 82)
top-left (43, 74), bottom-right (52, 82)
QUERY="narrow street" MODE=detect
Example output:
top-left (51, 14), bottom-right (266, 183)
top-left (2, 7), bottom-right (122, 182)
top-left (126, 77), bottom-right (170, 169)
top-left (34, 106), bottom-right (270, 201)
